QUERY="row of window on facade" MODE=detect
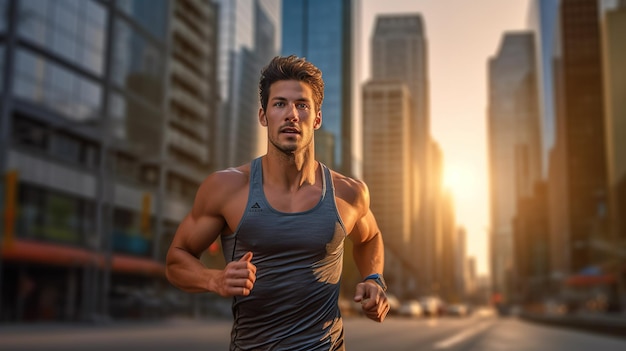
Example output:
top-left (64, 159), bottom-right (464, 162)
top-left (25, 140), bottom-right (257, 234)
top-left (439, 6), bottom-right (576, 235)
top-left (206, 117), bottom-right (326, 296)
top-left (17, 182), bottom-right (153, 256)
top-left (11, 114), bottom-right (199, 198)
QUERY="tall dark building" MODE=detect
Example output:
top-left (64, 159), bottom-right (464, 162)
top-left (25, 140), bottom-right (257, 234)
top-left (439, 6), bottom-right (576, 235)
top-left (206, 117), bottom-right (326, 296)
top-left (553, 0), bottom-right (608, 273)
top-left (513, 181), bottom-right (550, 303)
top-left (602, 0), bottom-right (626, 257)
top-left (281, 0), bottom-right (353, 175)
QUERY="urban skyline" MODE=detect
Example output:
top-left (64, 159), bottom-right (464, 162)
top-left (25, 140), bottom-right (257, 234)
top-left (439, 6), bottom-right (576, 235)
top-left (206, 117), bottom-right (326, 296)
top-left (361, 0), bottom-right (530, 276)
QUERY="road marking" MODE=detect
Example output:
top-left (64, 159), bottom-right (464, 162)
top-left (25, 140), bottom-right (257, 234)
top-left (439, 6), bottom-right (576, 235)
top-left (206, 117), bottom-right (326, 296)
top-left (433, 320), bottom-right (492, 349)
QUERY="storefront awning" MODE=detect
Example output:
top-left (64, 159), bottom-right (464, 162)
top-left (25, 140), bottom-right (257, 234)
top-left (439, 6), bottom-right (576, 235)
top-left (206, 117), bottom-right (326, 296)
top-left (565, 274), bottom-right (615, 287)
top-left (1, 239), bottom-right (95, 266)
top-left (1, 239), bottom-right (165, 277)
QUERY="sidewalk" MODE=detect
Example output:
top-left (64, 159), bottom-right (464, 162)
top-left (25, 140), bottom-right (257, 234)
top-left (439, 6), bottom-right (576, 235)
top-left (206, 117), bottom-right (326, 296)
top-left (520, 311), bottom-right (626, 339)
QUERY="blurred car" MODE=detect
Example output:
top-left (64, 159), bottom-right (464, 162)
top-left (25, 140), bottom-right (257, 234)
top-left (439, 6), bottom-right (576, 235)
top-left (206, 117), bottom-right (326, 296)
top-left (387, 293), bottom-right (401, 315)
top-left (445, 303), bottom-right (469, 317)
top-left (398, 300), bottom-right (424, 317)
top-left (419, 296), bottom-right (445, 317)
top-left (544, 299), bottom-right (568, 315)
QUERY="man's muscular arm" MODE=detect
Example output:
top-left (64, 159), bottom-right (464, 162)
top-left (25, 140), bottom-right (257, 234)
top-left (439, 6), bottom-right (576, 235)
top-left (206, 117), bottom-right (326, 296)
top-left (165, 170), bottom-right (256, 297)
top-left (345, 179), bottom-right (389, 322)
top-left (351, 209), bottom-right (385, 277)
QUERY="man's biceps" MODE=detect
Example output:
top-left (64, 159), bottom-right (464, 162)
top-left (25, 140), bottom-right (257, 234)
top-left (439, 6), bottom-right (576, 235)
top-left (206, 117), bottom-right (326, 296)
top-left (178, 216), bottom-right (222, 247)
top-left (194, 217), bottom-right (225, 243)
top-left (359, 211), bottom-right (379, 234)
top-left (350, 218), bottom-right (371, 243)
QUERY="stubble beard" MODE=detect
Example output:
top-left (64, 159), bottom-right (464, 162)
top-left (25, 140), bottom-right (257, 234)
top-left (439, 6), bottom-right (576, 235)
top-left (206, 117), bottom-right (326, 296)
top-left (269, 133), bottom-right (312, 157)
top-left (270, 138), bottom-right (297, 156)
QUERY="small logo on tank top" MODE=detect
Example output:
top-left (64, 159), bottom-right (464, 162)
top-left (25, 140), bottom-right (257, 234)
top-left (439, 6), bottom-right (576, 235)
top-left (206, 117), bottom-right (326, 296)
top-left (250, 202), bottom-right (262, 212)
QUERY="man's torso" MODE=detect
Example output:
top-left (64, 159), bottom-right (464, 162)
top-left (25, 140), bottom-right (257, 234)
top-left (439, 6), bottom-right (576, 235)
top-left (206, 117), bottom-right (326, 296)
top-left (220, 157), bottom-right (347, 350)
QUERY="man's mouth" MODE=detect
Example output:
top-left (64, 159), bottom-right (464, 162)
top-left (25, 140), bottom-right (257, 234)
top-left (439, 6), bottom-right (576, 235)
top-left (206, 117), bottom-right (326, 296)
top-left (280, 127), bottom-right (301, 134)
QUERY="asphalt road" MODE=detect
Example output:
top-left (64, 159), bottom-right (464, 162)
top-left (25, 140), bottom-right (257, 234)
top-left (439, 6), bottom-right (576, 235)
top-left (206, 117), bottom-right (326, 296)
top-left (1, 309), bottom-right (625, 351)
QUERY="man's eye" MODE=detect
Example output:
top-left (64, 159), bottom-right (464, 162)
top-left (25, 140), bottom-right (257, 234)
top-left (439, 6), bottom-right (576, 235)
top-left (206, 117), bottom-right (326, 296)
top-left (297, 103), bottom-right (309, 110)
top-left (274, 102), bottom-right (285, 107)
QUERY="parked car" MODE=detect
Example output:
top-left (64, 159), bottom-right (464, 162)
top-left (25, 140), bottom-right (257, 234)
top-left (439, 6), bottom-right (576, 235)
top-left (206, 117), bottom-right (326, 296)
top-left (419, 296), bottom-right (445, 317)
top-left (398, 300), bottom-right (424, 317)
top-left (387, 293), bottom-right (401, 315)
top-left (445, 303), bottom-right (470, 317)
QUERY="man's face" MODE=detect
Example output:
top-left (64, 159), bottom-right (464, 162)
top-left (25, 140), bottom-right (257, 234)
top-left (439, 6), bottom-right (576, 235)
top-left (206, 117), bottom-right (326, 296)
top-left (260, 80), bottom-right (321, 155)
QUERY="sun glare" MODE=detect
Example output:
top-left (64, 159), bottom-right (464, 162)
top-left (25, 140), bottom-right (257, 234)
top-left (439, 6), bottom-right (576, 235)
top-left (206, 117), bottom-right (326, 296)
top-left (442, 162), bottom-right (479, 202)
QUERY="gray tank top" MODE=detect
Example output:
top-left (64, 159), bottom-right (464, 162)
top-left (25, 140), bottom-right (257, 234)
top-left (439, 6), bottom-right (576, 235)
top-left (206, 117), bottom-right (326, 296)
top-left (221, 157), bottom-right (347, 351)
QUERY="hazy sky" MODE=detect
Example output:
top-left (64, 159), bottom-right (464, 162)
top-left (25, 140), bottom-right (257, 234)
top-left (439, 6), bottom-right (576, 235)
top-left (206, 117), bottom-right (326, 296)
top-left (360, 0), bottom-right (531, 275)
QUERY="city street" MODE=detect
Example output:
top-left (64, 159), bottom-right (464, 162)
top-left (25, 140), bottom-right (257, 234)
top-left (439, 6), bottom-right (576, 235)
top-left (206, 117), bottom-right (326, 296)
top-left (1, 309), bottom-right (625, 351)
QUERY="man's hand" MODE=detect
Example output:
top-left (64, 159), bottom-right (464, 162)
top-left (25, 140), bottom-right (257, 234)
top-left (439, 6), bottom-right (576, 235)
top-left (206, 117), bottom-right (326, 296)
top-left (215, 251), bottom-right (256, 297)
top-left (353, 281), bottom-right (390, 322)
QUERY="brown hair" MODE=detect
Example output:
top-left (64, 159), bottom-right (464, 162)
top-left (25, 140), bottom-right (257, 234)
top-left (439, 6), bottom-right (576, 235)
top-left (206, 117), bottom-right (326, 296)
top-left (259, 55), bottom-right (324, 112)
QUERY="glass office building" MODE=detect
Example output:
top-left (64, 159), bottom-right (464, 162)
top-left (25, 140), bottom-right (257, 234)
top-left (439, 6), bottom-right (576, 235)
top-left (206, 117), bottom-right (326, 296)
top-left (0, 0), bottom-right (219, 323)
top-left (281, 0), bottom-right (353, 175)
top-left (213, 0), bottom-right (278, 169)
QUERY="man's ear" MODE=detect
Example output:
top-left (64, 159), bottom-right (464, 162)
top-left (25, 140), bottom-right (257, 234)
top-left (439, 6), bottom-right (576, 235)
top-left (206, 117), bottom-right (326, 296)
top-left (259, 108), bottom-right (267, 126)
top-left (314, 111), bottom-right (322, 130)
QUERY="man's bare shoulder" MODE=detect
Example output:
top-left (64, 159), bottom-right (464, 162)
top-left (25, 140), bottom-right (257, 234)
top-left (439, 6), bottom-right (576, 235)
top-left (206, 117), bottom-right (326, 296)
top-left (329, 169), bottom-right (369, 206)
top-left (193, 163), bottom-right (251, 210)
top-left (203, 164), bottom-right (250, 191)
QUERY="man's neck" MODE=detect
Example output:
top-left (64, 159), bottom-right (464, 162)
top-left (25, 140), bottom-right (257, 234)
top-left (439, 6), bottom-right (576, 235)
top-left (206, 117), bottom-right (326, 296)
top-left (263, 149), bottom-right (318, 190)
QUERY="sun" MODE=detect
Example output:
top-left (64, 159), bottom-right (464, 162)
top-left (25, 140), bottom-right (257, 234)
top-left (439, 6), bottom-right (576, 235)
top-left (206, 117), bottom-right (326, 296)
top-left (442, 162), bottom-right (480, 202)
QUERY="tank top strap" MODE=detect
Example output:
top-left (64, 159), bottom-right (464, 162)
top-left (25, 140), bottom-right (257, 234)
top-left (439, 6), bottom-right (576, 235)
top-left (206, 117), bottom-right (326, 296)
top-left (250, 157), bottom-right (263, 194)
top-left (320, 162), bottom-right (334, 200)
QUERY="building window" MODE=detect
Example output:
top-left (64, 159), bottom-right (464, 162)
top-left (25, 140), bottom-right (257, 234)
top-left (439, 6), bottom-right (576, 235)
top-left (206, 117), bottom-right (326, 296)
top-left (113, 151), bottom-right (137, 181)
top-left (140, 165), bottom-right (159, 186)
top-left (18, 184), bottom-right (82, 245)
top-left (0, 0), bottom-right (8, 33)
top-left (44, 191), bottom-right (81, 244)
top-left (17, 0), bottom-right (107, 75)
top-left (13, 48), bottom-right (103, 122)
top-left (112, 207), bottom-right (150, 256)
top-left (81, 142), bottom-right (100, 169)
top-left (50, 132), bottom-right (82, 164)
top-left (18, 183), bottom-right (97, 247)
top-left (12, 116), bottom-right (49, 150)
top-left (0, 45), bottom-right (4, 92)
top-left (109, 92), bottom-right (164, 160)
top-left (13, 115), bottom-right (100, 168)
top-left (111, 18), bottom-right (165, 104)
top-left (17, 183), bottom-right (46, 241)
top-left (116, 0), bottom-right (168, 39)
top-left (167, 172), bottom-right (197, 200)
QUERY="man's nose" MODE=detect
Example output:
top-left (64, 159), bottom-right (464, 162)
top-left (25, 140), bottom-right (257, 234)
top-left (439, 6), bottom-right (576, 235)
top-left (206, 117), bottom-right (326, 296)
top-left (285, 104), bottom-right (300, 121)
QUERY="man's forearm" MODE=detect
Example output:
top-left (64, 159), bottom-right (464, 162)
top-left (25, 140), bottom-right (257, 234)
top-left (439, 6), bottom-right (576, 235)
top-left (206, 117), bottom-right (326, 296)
top-left (165, 248), bottom-right (217, 293)
top-left (352, 232), bottom-right (385, 278)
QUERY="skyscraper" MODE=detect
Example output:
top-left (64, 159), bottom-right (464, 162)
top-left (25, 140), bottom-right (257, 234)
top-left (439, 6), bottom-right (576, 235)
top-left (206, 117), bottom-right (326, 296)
top-left (213, 0), bottom-right (278, 169)
top-left (487, 32), bottom-right (541, 303)
top-left (369, 14), bottom-right (437, 296)
top-left (362, 80), bottom-right (416, 296)
top-left (528, 0), bottom-right (560, 177)
top-left (553, 0), bottom-right (608, 273)
top-left (371, 14), bottom-right (430, 184)
top-left (281, 0), bottom-right (354, 175)
top-left (601, 1), bottom-right (626, 254)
